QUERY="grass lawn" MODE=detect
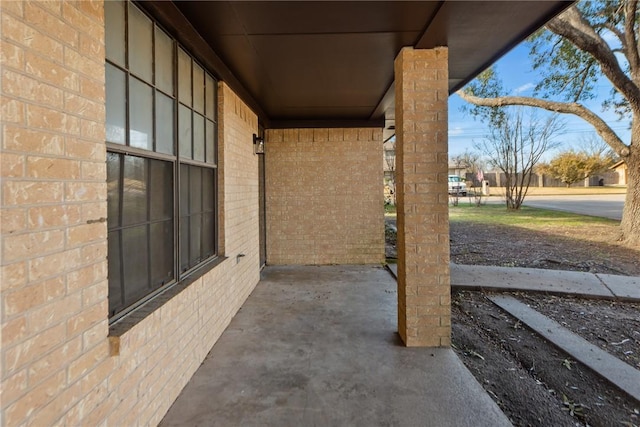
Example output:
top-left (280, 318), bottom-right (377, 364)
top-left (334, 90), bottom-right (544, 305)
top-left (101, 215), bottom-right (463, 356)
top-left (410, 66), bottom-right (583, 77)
top-left (449, 204), bottom-right (617, 228)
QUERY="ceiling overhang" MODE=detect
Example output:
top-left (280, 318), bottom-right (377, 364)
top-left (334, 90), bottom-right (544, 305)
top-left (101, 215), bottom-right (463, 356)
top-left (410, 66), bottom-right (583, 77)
top-left (142, 1), bottom-right (573, 129)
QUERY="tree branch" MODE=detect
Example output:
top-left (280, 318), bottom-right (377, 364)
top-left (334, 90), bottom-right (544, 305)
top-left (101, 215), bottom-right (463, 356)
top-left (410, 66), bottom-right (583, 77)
top-left (624, 0), bottom-right (640, 81)
top-left (545, 6), bottom-right (640, 112)
top-left (456, 91), bottom-right (631, 157)
top-left (601, 22), bottom-right (626, 50)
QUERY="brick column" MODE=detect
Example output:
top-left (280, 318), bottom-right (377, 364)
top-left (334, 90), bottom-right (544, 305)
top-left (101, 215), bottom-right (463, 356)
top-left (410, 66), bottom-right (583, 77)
top-left (395, 47), bottom-right (450, 347)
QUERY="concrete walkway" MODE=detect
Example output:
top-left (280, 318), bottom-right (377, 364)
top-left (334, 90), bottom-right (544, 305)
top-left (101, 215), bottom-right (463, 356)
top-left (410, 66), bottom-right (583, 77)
top-left (161, 265), bottom-right (511, 427)
top-left (387, 263), bottom-right (640, 301)
top-left (161, 264), bottom-right (639, 426)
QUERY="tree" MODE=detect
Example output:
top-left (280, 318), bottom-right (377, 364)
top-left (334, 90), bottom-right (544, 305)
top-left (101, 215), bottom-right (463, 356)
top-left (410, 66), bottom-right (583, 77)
top-left (383, 139), bottom-right (396, 205)
top-left (457, 1), bottom-right (640, 246)
top-left (476, 108), bottom-right (563, 209)
top-left (538, 149), bottom-right (613, 187)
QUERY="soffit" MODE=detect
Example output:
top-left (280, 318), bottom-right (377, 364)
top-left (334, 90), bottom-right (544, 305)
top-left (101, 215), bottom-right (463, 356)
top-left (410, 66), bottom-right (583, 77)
top-left (162, 1), bottom-right (572, 127)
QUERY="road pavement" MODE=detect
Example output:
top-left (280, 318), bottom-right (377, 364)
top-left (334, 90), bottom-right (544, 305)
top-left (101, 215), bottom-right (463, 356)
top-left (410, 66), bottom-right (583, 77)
top-left (522, 194), bottom-right (625, 220)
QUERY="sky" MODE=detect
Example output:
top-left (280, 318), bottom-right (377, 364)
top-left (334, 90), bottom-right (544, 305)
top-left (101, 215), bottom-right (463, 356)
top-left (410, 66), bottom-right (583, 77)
top-left (447, 40), bottom-right (631, 160)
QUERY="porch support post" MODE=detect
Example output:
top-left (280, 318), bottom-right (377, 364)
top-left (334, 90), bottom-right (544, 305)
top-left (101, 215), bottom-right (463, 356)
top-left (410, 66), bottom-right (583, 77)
top-left (394, 47), bottom-right (451, 347)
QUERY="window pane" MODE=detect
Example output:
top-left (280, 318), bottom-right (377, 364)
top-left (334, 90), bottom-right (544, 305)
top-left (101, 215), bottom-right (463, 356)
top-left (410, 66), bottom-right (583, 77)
top-left (122, 155), bottom-right (148, 226)
top-left (128, 4), bottom-right (153, 82)
top-left (202, 168), bottom-right (214, 211)
top-left (107, 152), bottom-right (121, 229)
top-left (189, 166), bottom-right (202, 213)
top-left (202, 213), bottom-right (215, 258)
top-left (193, 63), bottom-right (205, 114)
top-left (149, 160), bottom-right (173, 221)
top-left (205, 74), bottom-right (215, 120)
top-left (129, 77), bottom-right (153, 150)
top-left (155, 27), bottom-right (174, 94)
top-left (193, 113), bottom-right (205, 162)
top-left (180, 216), bottom-right (189, 272)
top-left (105, 64), bottom-right (126, 145)
top-left (206, 120), bottom-right (216, 164)
top-left (150, 159), bottom-right (173, 221)
top-left (178, 105), bottom-right (192, 159)
top-left (178, 48), bottom-right (192, 106)
top-left (108, 230), bottom-right (122, 315)
top-left (122, 224), bottom-right (150, 302)
top-left (179, 165), bottom-right (189, 216)
top-left (155, 91), bottom-right (174, 155)
top-left (150, 220), bottom-right (174, 287)
top-left (105, 0), bottom-right (125, 66)
top-left (189, 213), bottom-right (202, 266)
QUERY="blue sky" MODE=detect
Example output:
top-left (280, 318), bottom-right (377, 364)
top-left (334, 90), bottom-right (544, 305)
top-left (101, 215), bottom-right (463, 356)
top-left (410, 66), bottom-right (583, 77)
top-left (448, 41), bottom-right (631, 160)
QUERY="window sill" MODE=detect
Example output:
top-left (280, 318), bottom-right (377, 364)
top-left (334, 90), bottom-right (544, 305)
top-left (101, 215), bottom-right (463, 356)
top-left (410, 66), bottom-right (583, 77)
top-left (108, 255), bottom-right (227, 355)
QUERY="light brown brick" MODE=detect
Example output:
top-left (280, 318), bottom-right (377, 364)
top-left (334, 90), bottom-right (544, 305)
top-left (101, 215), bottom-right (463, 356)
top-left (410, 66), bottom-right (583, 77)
top-left (0, 41), bottom-right (25, 70)
top-left (67, 299), bottom-right (105, 336)
top-left (27, 204), bottom-right (82, 229)
top-left (28, 289), bottom-right (81, 332)
top-left (26, 156), bottom-right (80, 179)
top-left (64, 93), bottom-right (105, 121)
top-left (79, 76), bottom-right (105, 104)
top-left (4, 322), bottom-right (67, 372)
top-left (2, 69), bottom-right (64, 108)
top-left (28, 248), bottom-right (81, 281)
top-left (4, 370), bottom-right (67, 425)
top-left (0, 262), bottom-right (27, 291)
top-left (27, 336), bottom-right (82, 386)
top-left (68, 340), bottom-right (109, 383)
top-left (3, 124), bottom-right (64, 155)
top-left (0, 369), bottom-right (28, 408)
top-left (26, 103), bottom-right (80, 135)
top-left (24, 2), bottom-right (78, 47)
top-left (3, 282), bottom-right (46, 317)
top-left (1, 96), bottom-right (25, 124)
top-left (81, 160), bottom-right (106, 180)
top-left (1, 12), bottom-right (65, 63)
top-left (1, 152), bottom-right (25, 177)
top-left (26, 380), bottom-right (82, 427)
top-left (3, 229), bottom-right (65, 263)
top-left (64, 45), bottom-right (103, 77)
top-left (2, 315), bottom-right (28, 346)
top-left (66, 222), bottom-right (106, 247)
top-left (64, 181), bottom-right (104, 202)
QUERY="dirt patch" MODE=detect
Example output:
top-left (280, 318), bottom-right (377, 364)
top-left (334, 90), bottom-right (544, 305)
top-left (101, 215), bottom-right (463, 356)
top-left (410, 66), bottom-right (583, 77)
top-left (450, 220), bottom-right (640, 276)
top-left (453, 291), bottom-right (640, 427)
top-left (385, 214), bottom-right (640, 426)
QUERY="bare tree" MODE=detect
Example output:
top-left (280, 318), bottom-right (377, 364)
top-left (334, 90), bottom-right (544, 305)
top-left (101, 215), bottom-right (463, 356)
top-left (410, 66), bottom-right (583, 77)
top-left (458, 1), bottom-right (640, 245)
top-left (475, 108), bottom-right (563, 209)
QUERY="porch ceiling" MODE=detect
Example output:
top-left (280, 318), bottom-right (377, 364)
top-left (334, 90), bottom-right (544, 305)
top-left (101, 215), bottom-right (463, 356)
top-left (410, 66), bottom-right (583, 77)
top-left (156, 1), bottom-right (573, 128)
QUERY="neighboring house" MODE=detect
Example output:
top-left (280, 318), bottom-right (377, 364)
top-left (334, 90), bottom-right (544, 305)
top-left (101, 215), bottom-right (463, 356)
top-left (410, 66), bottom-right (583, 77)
top-left (0, 1), bottom-right (571, 425)
top-left (448, 163), bottom-right (468, 178)
top-left (610, 160), bottom-right (629, 186)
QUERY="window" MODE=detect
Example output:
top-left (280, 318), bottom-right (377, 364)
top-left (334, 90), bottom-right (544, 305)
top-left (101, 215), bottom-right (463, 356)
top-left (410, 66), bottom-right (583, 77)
top-left (105, 1), bottom-right (218, 320)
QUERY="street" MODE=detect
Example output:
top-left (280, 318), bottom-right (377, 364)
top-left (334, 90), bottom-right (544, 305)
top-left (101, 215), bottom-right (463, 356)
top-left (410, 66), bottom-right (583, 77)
top-left (522, 194), bottom-right (625, 220)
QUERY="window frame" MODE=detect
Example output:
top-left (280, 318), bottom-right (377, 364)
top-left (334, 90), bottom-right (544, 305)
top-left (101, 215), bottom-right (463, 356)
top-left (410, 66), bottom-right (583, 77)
top-left (105, 0), bottom-right (219, 322)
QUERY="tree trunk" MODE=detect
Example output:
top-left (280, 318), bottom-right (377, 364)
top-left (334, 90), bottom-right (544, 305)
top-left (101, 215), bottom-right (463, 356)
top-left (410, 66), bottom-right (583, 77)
top-left (621, 148), bottom-right (640, 246)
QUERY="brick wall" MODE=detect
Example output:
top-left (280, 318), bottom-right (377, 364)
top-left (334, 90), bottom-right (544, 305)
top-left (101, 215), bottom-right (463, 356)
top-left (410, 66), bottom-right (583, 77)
top-left (0, 2), bottom-right (260, 424)
top-left (265, 128), bottom-right (384, 265)
top-left (395, 47), bottom-right (450, 347)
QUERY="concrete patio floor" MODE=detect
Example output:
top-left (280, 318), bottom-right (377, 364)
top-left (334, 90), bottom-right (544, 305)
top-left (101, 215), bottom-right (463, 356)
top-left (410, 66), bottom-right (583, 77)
top-left (160, 265), bottom-right (510, 427)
